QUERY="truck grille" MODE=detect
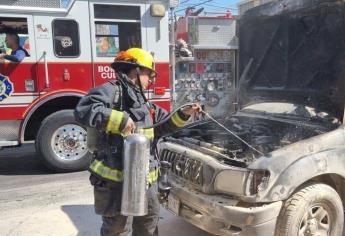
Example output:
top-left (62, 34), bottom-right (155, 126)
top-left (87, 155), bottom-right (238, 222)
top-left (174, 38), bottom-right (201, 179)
top-left (160, 149), bottom-right (203, 186)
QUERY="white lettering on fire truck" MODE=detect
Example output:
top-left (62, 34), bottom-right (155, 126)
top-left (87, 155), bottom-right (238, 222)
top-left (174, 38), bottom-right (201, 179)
top-left (98, 65), bottom-right (116, 79)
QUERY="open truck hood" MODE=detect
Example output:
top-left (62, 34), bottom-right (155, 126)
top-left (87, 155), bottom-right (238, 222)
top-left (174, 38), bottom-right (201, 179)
top-left (237, 0), bottom-right (345, 120)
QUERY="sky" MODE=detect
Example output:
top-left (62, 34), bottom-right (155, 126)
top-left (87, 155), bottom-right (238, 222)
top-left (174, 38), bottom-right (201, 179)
top-left (175, 0), bottom-right (240, 16)
top-left (61, 0), bottom-right (70, 8)
top-left (60, 0), bottom-right (240, 15)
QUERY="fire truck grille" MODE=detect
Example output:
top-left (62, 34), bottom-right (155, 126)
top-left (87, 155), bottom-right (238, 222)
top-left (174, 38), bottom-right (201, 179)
top-left (160, 149), bottom-right (203, 186)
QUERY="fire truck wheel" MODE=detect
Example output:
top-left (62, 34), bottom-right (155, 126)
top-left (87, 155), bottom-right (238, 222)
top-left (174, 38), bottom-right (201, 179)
top-left (36, 110), bottom-right (91, 172)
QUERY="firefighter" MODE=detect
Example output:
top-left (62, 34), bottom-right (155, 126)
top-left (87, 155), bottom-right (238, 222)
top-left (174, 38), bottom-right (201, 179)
top-left (74, 48), bottom-right (201, 236)
top-left (0, 33), bottom-right (29, 62)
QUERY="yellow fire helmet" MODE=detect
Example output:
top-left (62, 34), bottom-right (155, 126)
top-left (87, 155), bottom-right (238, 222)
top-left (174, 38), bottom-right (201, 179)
top-left (111, 48), bottom-right (157, 78)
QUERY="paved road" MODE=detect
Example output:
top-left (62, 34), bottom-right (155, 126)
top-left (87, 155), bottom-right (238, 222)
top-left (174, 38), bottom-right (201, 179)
top-left (0, 145), bottom-right (213, 236)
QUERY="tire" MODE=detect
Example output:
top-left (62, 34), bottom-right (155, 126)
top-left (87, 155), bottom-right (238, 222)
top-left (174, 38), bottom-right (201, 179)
top-left (275, 183), bottom-right (344, 236)
top-left (36, 110), bottom-right (91, 172)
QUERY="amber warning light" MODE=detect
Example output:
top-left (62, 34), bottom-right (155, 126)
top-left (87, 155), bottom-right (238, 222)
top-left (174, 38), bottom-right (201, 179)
top-left (154, 87), bottom-right (166, 95)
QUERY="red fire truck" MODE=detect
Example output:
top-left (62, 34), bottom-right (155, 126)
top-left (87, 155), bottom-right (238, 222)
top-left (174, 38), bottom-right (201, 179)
top-left (0, 0), bottom-right (171, 171)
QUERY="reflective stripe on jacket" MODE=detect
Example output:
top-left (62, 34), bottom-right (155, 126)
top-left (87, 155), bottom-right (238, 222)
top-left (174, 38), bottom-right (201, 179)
top-left (90, 159), bottom-right (160, 183)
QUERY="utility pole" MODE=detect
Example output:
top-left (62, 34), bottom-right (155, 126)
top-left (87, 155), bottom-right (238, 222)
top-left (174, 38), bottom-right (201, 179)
top-left (169, 0), bottom-right (179, 105)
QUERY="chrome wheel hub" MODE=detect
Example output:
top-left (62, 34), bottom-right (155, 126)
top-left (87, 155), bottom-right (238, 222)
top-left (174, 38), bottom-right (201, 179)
top-left (51, 124), bottom-right (88, 161)
top-left (299, 205), bottom-right (331, 236)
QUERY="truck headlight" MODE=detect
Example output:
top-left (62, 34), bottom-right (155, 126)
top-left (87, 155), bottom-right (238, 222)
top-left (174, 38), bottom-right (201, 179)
top-left (214, 169), bottom-right (270, 196)
top-left (246, 170), bottom-right (270, 196)
top-left (214, 169), bottom-right (249, 195)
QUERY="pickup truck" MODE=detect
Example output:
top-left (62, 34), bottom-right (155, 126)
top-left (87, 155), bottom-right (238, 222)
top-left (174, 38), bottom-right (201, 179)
top-left (158, 0), bottom-right (345, 235)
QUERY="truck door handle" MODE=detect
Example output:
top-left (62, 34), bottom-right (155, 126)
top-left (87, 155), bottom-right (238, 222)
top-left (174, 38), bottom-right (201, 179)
top-left (37, 51), bottom-right (50, 89)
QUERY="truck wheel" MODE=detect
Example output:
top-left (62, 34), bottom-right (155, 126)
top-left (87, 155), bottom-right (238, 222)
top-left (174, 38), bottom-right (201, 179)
top-left (36, 110), bottom-right (91, 172)
top-left (275, 183), bottom-right (344, 236)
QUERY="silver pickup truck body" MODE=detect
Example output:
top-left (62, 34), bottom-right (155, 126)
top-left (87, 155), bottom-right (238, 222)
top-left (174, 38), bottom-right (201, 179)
top-left (158, 0), bottom-right (345, 235)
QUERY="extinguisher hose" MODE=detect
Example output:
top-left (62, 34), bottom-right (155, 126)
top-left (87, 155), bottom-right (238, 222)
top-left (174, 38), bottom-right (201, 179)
top-left (144, 103), bottom-right (197, 129)
top-left (145, 103), bottom-right (265, 156)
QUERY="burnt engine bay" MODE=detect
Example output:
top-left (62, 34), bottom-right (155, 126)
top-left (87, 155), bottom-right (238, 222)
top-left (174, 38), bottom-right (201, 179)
top-left (163, 112), bottom-right (337, 168)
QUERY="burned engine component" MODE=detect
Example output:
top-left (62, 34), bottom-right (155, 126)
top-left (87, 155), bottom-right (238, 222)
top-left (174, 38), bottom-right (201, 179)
top-left (168, 113), bottom-right (333, 168)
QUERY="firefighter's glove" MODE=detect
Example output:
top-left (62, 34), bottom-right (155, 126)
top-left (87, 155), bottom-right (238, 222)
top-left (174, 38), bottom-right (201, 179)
top-left (181, 103), bottom-right (202, 116)
top-left (122, 117), bottom-right (136, 136)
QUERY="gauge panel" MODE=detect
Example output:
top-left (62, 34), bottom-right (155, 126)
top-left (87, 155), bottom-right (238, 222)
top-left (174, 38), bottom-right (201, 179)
top-left (174, 49), bottom-right (236, 116)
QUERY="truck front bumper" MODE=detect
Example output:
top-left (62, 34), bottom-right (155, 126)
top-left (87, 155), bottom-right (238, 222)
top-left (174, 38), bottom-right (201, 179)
top-left (168, 182), bottom-right (282, 236)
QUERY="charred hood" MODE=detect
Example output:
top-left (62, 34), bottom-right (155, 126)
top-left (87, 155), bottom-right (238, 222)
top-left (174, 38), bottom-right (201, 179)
top-left (238, 0), bottom-right (345, 120)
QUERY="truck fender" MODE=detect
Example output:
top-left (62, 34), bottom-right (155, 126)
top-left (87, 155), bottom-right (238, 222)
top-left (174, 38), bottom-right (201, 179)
top-left (20, 92), bottom-right (85, 142)
top-left (258, 148), bottom-right (345, 202)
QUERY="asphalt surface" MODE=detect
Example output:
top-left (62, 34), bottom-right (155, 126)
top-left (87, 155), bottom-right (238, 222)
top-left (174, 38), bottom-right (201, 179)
top-left (0, 144), bottom-right (212, 236)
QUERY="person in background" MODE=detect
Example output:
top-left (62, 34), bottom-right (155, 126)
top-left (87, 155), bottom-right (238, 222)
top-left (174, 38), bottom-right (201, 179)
top-left (0, 33), bottom-right (29, 62)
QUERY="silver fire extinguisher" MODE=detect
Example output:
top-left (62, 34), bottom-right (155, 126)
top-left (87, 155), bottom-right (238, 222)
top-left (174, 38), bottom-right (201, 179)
top-left (120, 103), bottom-right (197, 216)
top-left (121, 133), bottom-right (150, 216)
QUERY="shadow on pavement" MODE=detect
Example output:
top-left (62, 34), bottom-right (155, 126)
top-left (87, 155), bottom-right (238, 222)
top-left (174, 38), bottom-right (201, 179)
top-left (61, 204), bottom-right (101, 236)
top-left (61, 204), bottom-right (213, 236)
top-left (159, 208), bottom-right (213, 236)
top-left (0, 144), bottom-right (51, 175)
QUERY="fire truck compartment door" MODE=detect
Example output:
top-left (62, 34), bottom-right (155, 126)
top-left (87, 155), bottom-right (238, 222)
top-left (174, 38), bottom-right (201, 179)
top-left (89, 1), bottom-right (146, 86)
top-left (33, 0), bottom-right (93, 93)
